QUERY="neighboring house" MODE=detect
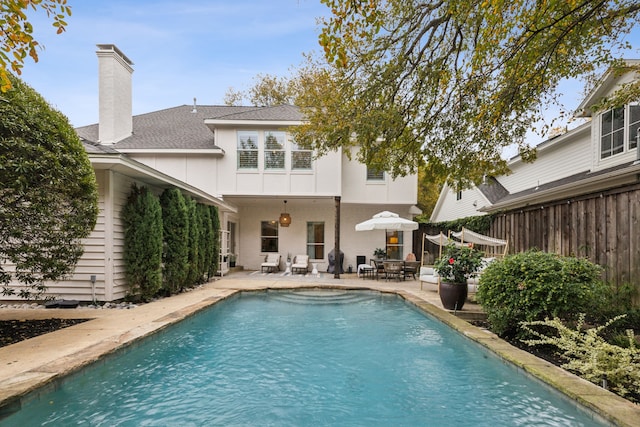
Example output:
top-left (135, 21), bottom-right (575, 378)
top-left (9, 44), bottom-right (417, 302)
top-left (430, 61), bottom-right (640, 288)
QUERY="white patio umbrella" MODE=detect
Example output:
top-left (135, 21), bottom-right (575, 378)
top-left (355, 211), bottom-right (419, 231)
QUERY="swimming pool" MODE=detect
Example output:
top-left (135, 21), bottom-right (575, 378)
top-left (2, 290), bottom-right (608, 425)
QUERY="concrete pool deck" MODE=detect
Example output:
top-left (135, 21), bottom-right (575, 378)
top-left (0, 270), bottom-right (638, 426)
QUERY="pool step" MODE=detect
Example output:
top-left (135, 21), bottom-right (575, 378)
top-left (269, 289), bottom-right (377, 305)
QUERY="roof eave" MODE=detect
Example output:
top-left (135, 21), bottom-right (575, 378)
top-left (117, 148), bottom-right (225, 155)
top-left (89, 153), bottom-right (237, 213)
top-left (482, 164), bottom-right (640, 212)
top-left (204, 119), bottom-right (302, 129)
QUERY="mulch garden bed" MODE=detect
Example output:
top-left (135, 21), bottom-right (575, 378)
top-left (0, 318), bottom-right (90, 348)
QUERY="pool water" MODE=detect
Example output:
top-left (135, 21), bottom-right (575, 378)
top-left (3, 290), bottom-right (606, 426)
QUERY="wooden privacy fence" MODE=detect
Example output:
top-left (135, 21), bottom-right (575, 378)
top-left (415, 182), bottom-right (640, 291)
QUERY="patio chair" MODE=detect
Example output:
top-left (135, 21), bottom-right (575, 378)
top-left (383, 260), bottom-right (404, 281)
top-left (291, 255), bottom-right (309, 274)
top-left (403, 261), bottom-right (421, 280)
top-left (261, 253), bottom-right (281, 273)
top-left (372, 259), bottom-right (385, 280)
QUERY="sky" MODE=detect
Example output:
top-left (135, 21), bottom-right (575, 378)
top-left (15, 0), bottom-right (640, 146)
top-left (19, 0), bottom-right (330, 127)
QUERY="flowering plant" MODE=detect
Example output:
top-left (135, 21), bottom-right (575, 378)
top-left (433, 244), bottom-right (483, 284)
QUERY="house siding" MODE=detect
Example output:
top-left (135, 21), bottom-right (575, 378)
top-left (501, 126), bottom-right (592, 195)
top-left (431, 185), bottom-right (488, 222)
top-left (341, 149), bottom-right (417, 204)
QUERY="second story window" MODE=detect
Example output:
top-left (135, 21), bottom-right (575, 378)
top-left (629, 104), bottom-right (640, 150)
top-left (265, 131), bottom-right (285, 169)
top-left (601, 107), bottom-right (625, 159)
top-left (291, 141), bottom-right (312, 170)
top-left (238, 131), bottom-right (258, 169)
top-left (366, 167), bottom-right (385, 181)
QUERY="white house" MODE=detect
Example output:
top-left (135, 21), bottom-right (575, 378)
top-left (432, 61), bottom-right (640, 221)
top-left (11, 44), bottom-right (418, 302)
top-left (429, 61), bottom-right (640, 287)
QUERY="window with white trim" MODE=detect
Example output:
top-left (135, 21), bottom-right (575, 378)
top-left (264, 131), bottom-right (285, 169)
top-left (237, 131), bottom-right (258, 169)
top-left (601, 107), bottom-right (624, 159)
top-left (629, 105), bottom-right (640, 150)
top-left (261, 221), bottom-right (278, 252)
top-left (292, 140), bottom-right (312, 170)
top-left (366, 167), bottom-right (385, 181)
top-left (306, 222), bottom-right (324, 259)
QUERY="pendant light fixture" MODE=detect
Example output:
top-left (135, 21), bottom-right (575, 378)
top-left (279, 200), bottom-right (291, 227)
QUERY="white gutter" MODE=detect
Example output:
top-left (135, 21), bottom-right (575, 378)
top-left (117, 148), bottom-right (225, 155)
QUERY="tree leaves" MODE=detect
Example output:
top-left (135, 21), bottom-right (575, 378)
top-left (0, 0), bottom-right (71, 92)
top-left (304, 0), bottom-right (640, 187)
top-left (0, 74), bottom-right (98, 299)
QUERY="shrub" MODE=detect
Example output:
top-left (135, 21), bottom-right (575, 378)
top-left (185, 198), bottom-right (202, 286)
top-left (477, 250), bottom-right (603, 338)
top-left (196, 203), bottom-right (211, 282)
top-left (208, 205), bottom-right (220, 279)
top-left (122, 185), bottom-right (163, 301)
top-left (160, 188), bottom-right (189, 295)
top-left (0, 74), bottom-right (98, 299)
top-left (521, 315), bottom-right (640, 403)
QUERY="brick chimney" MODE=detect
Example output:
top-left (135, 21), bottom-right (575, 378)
top-left (96, 44), bottom-right (133, 145)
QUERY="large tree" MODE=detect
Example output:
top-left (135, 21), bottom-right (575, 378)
top-left (291, 0), bottom-right (640, 188)
top-left (0, 73), bottom-right (98, 298)
top-left (0, 0), bottom-right (71, 92)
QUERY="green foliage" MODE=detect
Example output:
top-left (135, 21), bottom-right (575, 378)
top-left (185, 198), bottom-right (202, 287)
top-left (195, 203), bottom-right (209, 283)
top-left (477, 250), bottom-right (603, 338)
top-left (160, 188), bottom-right (189, 295)
top-left (422, 215), bottom-right (495, 234)
top-left (122, 185), bottom-right (162, 301)
top-left (301, 0), bottom-right (640, 186)
top-left (208, 205), bottom-right (220, 278)
top-left (434, 244), bottom-right (483, 284)
top-left (0, 0), bottom-right (72, 91)
top-left (416, 164), bottom-right (444, 219)
top-left (521, 315), bottom-right (640, 403)
top-left (0, 73), bottom-right (98, 299)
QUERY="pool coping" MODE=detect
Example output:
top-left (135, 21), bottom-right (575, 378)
top-left (0, 273), bottom-right (638, 425)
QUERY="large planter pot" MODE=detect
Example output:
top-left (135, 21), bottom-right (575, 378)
top-left (439, 281), bottom-right (468, 310)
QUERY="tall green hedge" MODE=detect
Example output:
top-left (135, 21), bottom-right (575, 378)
top-left (198, 203), bottom-right (214, 282)
top-left (209, 205), bottom-right (221, 278)
top-left (160, 188), bottom-right (189, 295)
top-left (124, 186), bottom-right (221, 298)
top-left (122, 185), bottom-right (163, 301)
top-left (185, 198), bottom-right (201, 286)
top-left (0, 74), bottom-right (99, 299)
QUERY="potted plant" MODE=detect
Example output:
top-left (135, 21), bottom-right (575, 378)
top-left (229, 253), bottom-right (236, 267)
top-left (433, 244), bottom-right (483, 310)
top-left (373, 248), bottom-right (386, 260)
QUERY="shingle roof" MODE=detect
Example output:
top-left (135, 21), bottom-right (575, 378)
top-left (476, 176), bottom-right (509, 204)
top-left (75, 104), bottom-right (303, 150)
top-left (82, 140), bottom-right (120, 154)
